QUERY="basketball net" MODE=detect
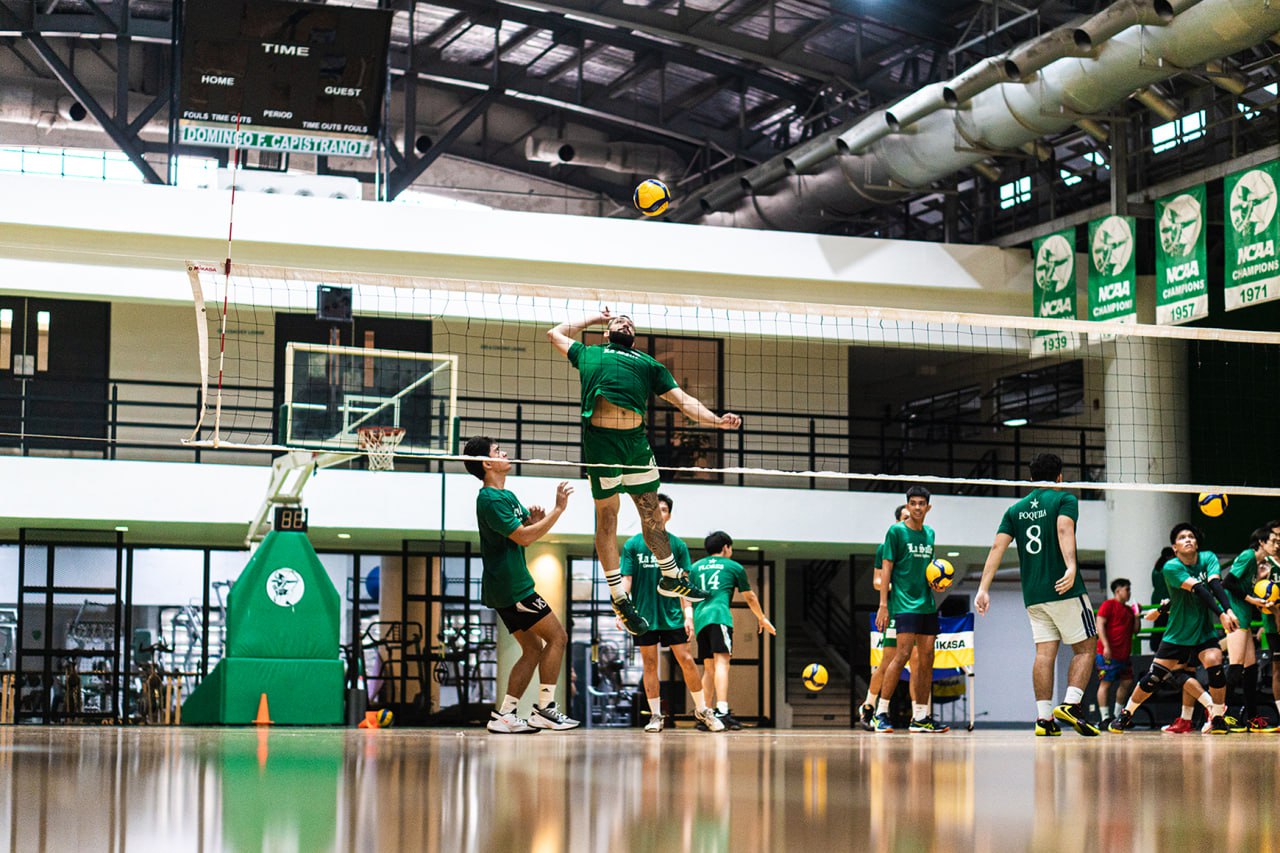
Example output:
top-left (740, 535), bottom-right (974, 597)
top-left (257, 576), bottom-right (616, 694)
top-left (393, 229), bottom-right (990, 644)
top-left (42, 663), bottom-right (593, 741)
top-left (358, 427), bottom-right (406, 471)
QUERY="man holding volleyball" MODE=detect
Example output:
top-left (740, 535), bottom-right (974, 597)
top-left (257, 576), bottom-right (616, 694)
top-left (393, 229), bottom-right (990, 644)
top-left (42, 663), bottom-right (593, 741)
top-left (548, 308), bottom-right (741, 635)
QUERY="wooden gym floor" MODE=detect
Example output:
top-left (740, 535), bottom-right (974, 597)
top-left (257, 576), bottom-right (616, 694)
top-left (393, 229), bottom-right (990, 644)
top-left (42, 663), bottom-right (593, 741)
top-left (0, 725), bottom-right (1277, 852)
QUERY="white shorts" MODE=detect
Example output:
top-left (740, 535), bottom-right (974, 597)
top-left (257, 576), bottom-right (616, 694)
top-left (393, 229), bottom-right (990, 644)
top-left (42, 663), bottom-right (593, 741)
top-left (1025, 594), bottom-right (1096, 645)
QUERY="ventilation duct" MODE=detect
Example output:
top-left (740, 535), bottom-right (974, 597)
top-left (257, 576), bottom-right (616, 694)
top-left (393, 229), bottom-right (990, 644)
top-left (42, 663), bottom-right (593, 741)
top-left (685, 0), bottom-right (1280, 232)
top-left (0, 78), bottom-right (167, 136)
top-left (524, 136), bottom-right (682, 179)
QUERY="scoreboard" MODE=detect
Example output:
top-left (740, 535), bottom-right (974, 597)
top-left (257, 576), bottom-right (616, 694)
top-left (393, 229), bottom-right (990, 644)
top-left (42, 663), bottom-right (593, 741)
top-left (179, 0), bottom-right (392, 158)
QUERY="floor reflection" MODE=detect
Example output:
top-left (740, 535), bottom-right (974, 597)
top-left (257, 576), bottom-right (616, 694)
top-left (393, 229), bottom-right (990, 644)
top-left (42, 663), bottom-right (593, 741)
top-left (0, 726), bottom-right (1278, 852)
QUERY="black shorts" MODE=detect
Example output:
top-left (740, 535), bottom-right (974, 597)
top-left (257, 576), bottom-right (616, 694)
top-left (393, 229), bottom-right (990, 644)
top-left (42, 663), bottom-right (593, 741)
top-left (636, 628), bottom-right (690, 648)
top-left (1153, 638), bottom-right (1220, 666)
top-left (494, 591), bottom-right (552, 633)
top-left (697, 624), bottom-right (733, 660)
top-left (1269, 634), bottom-right (1280, 656)
top-left (894, 611), bottom-right (940, 637)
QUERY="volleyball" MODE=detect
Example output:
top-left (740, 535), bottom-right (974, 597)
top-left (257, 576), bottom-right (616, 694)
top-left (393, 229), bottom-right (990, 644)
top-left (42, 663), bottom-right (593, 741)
top-left (1254, 578), bottom-right (1280, 608)
top-left (376, 708), bottom-right (394, 728)
top-left (801, 663), bottom-right (828, 691)
top-left (633, 178), bottom-right (671, 216)
top-left (926, 558), bottom-right (956, 591)
top-left (1197, 493), bottom-right (1228, 517)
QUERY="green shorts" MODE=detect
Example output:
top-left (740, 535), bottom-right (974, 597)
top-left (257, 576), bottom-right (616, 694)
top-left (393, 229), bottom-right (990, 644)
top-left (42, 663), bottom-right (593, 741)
top-left (582, 423), bottom-right (660, 500)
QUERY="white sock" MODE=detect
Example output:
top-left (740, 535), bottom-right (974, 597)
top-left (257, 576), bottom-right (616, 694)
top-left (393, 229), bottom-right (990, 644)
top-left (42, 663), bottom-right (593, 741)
top-left (499, 694), bottom-right (519, 715)
top-left (863, 689), bottom-right (877, 708)
top-left (1063, 686), bottom-right (1084, 706)
top-left (691, 690), bottom-right (707, 713)
top-left (538, 684), bottom-right (556, 708)
top-left (648, 696), bottom-right (662, 717)
top-left (912, 703), bottom-right (929, 720)
top-left (1112, 703), bottom-right (1123, 719)
top-left (1100, 706), bottom-right (1112, 722)
top-left (1274, 699), bottom-right (1280, 716)
top-left (1036, 700), bottom-right (1053, 720)
top-left (716, 701), bottom-right (729, 715)
top-left (656, 554), bottom-right (679, 578)
top-left (1180, 705), bottom-right (1194, 721)
top-left (1196, 691), bottom-right (1213, 709)
top-left (877, 698), bottom-right (891, 715)
top-left (605, 570), bottom-right (625, 601)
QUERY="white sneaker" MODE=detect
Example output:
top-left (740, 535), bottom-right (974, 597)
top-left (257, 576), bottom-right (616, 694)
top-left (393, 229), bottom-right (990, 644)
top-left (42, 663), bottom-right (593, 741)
top-left (644, 714), bottom-right (665, 733)
top-left (487, 710), bottom-right (538, 734)
top-left (694, 707), bottom-right (726, 732)
top-left (529, 702), bottom-right (580, 731)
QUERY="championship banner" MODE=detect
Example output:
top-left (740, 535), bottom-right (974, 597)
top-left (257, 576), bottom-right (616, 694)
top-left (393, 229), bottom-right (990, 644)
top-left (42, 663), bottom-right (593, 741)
top-left (1030, 228), bottom-right (1080, 356)
top-left (1224, 161), bottom-right (1280, 311)
top-left (1155, 185), bottom-right (1209, 325)
top-left (1086, 215), bottom-right (1137, 328)
top-left (869, 613), bottom-right (975, 669)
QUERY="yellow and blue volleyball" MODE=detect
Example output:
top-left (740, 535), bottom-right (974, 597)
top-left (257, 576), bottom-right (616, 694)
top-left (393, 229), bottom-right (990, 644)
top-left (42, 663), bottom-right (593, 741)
top-left (802, 663), bottom-right (828, 692)
top-left (926, 558), bottom-right (956, 591)
top-left (633, 178), bottom-right (671, 216)
top-left (1197, 493), bottom-right (1228, 518)
top-left (1254, 578), bottom-right (1280, 608)
top-left (375, 708), bottom-right (394, 728)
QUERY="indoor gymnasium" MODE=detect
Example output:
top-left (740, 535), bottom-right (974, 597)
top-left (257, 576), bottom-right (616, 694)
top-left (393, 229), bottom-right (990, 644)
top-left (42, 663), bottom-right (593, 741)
top-left (2, 0), bottom-right (1280, 850)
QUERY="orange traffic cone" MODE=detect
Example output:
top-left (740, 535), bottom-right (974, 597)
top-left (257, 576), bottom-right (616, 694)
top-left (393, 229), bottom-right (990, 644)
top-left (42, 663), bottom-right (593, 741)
top-left (253, 693), bottom-right (273, 726)
top-left (358, 710), bottom-right (379, 729)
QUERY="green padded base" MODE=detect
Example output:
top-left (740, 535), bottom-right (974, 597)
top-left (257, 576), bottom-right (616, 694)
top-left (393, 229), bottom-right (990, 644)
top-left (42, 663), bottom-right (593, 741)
top-left (183, 657), bottom-right (344, 725)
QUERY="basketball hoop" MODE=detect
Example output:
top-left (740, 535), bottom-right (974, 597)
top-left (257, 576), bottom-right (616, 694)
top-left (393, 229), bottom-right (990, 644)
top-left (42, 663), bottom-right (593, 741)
top-left (357, 426), bottom-right (406, 471)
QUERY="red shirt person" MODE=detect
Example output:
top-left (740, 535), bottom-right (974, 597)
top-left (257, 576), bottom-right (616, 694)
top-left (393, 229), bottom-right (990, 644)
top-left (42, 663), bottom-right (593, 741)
top-left (1096, 578), bottom-right (1139, 723)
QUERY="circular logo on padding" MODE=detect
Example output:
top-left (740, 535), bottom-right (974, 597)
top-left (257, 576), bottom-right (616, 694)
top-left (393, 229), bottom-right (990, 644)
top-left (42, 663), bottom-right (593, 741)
top-left (266, 568), bottom-right (305, 607)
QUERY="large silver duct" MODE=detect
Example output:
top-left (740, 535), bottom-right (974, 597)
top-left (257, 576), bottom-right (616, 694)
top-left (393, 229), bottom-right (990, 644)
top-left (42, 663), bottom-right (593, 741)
top-left (524, 135), bottom-right (683, 179)
top-left (0, 78), bottom-right (168, 136)
top-left (690, 0), bottom-right (1279, 232)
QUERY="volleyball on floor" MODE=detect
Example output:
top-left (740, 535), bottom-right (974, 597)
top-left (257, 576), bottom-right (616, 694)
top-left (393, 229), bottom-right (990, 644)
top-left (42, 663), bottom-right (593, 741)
top-left (1254, 579), bottom-right (1280, 607)
top-left (633, 178), bottom-right (671, 216)
top-left (376, 708), bottom-right (394, 728)
top-left (926, 558), bottom-right (956, 591)
top-left (801, 663), bottom-right (828, 691)
top-left (1197, 492), bottom-right (1227, 517)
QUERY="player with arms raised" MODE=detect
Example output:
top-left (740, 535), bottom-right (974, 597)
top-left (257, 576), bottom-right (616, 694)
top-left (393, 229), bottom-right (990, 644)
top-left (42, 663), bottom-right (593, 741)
top-left (975, 453), bottom-right (1100, 737)
top-left (548, 309), bottom-right (741, 635)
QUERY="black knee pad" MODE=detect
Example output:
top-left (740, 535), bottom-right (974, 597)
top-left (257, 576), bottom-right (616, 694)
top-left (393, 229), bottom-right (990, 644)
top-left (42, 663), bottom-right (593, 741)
top-left (1208, 664), bottom-right (1227, 689)
top-left (1228, 664), bottom-right (1244, 687)
top-left (1139, 662), bottom-right (1172, 693)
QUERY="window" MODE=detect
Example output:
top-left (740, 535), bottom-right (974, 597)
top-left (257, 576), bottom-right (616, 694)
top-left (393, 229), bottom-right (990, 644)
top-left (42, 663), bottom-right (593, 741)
top-left (1082, 151), bottom-right (1107, 168)
top-left (998, 176), bottom-right (1030, 209)
top-left (897, 385), bottom-right (983, 445)
top-left (991, 360), bottom-right (1084, 426)
top-left (1151, 110), bottom-right (1206, 154)
top-left (1237, 82), bottom-right (1278, 120)
top-left (1059, 169), bottom-right (1083, 187)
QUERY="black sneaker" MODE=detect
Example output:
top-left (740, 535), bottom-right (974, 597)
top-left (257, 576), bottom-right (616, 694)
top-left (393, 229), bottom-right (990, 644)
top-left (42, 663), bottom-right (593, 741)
top-left (908, 715), bottom-right (950, 733)
top-left (860, 703), bottom-right (875, 731)
top-left (716, 709), bottom-right (743, 731)
top-left (610, 594), bottom-right (650, 635)
top-left (657, 572), bottom-right (707, 601)
top-left (1053, 703), bottom-right (1100, 737)
top-left (1034, 718), bottom-right (1062, 737)
top-left (1206, 715), bottom-right (1231, 735)
top-left (1107, 710), bottom-right (1134, 734)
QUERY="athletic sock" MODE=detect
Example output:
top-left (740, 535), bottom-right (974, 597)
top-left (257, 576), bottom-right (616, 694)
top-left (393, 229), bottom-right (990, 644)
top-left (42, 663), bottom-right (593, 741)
top-left (648, 696), bottom-right (663, 717)
top-left (912, 703), bottom-right (929, 721)
top-left (877, 698), bottom-right (891, 716)
top-left (1195, 691), bottom-right (1213, 709)
top-left (716, 701), bottom-right (729, 715)
top-left (1274, 698), bottom-right (1280, 718)
top-left (656, 554), bottom-right (679, 578)
top-left (863, 689), bottom-right (877, 709)
top-left (1036, 700), bottom-right (1053, 720)
top-left (1112, 703), bottom-right (1123, 720)
top-left (691, 690), bottom-right (708, 713)
top-left (605, 569), bottom-right (625, 601)
top-left (1180, 705), bottom-right (1194, 721)
top-left (499, 694), bottom-right (519, 715)
top-left (1100, 706), bottom-right (1112, 722)
top-left (538, 684), bottom-right (556, 708)
top-left (1063, 686), bottom-right (1084, 706)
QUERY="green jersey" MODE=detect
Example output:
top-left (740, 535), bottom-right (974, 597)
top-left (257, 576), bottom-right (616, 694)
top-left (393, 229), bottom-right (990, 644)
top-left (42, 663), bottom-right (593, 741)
top-left (567, 340), bottom-right (677, 419)
top-left (882, 522), bottom-right (936, 616)
top-left (1226, 550), bottom-right (1259, 626)
top-left (996, 489), bottom-right (1084, 608)
top-left (1161, 552), bottom-right (1222, 646)
top-left (620, 532), bottom-right (692, 632)
top-left (689, 556), bottom-right (750, 634)
top-left (475, 487), bottom-right (534, 609)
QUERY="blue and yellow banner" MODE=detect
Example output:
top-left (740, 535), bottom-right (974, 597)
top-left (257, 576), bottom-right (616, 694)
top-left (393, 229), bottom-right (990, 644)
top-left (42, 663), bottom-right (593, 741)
top-left (869, 613), bottom-right (974, 669)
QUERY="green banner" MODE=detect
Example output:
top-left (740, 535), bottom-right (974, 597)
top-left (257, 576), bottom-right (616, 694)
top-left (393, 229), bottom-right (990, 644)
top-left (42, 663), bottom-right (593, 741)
top-left (1031, 228), bottom-right (1080, 356)
top-left (1224, 161), bottom-right (1280, 311)
top-left (1155, 185), bottom-right (1209, 325)
top-left (179, 121), bottom-right (375, 158)
top-left (1087, 215), bottom-right (1136, 327)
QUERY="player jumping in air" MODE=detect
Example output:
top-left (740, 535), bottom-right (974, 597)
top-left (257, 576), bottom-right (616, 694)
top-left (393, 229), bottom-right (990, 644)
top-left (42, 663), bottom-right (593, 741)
top-left (975, 453), bottom-right (1101, 737)
top-left (465, 436), bottom-right (580, 734)
top-left (548, 309), bottom-right (741, 635)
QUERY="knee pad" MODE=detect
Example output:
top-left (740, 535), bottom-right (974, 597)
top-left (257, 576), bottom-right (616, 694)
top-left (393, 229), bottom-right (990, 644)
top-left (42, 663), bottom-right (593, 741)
top-left (1228, 663), bottom-right (1244, 688)
top-left (1139, 662), bottom-right (1172, 693)
top-left (1208, 664), bottom-right (1227, 689)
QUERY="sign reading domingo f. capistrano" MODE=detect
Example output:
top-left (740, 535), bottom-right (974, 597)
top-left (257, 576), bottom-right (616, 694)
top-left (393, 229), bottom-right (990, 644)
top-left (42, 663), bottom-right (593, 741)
top-left (1224, 162), bottom-right (1280, 311)
top-left (1155, 185), bottom-right (1208, 325)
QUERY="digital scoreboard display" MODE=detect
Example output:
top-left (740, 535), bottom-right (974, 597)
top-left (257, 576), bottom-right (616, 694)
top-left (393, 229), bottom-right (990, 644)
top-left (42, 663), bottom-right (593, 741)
top-left (179, 0), bottom-right (392, 158)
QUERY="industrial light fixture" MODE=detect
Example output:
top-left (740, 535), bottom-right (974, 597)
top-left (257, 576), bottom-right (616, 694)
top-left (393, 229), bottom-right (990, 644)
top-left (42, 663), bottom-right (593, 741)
top-left (337, 533), bottom-right (352, 540)
top-left (1003, 417), bottom-right (1029, 427)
